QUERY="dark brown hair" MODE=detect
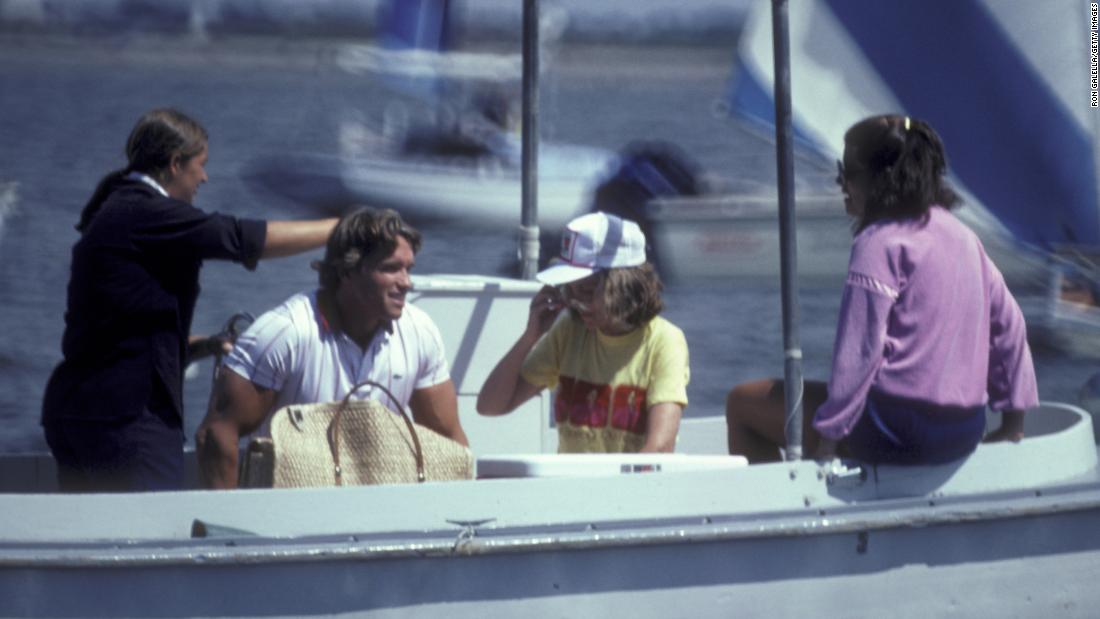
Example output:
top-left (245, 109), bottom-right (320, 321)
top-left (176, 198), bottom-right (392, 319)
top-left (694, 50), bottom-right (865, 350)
top-left (76, 108), bottom-right (209, 232)
top-left (316, 207), bottom-right (422, 291)
top-left (842, 114), bottom-right (960, 233)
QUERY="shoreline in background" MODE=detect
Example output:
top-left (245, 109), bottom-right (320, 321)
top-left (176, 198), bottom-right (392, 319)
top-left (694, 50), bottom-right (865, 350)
top-left (0, 0), bottom-right (746, 46)
top-left (1, 31), bottom-right (739, 74)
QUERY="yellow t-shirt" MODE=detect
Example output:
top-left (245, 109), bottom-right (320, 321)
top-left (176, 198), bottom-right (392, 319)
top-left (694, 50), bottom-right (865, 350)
top-left (520, 315), bottom-right (690, 453)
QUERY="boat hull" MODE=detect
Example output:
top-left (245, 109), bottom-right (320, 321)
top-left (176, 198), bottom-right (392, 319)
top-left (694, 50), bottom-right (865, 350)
top-left (4, 276), bottom-right (1097, 617)
top-left (2, 480), bottom-right (1098, 618)
top-left (646, 194), bottom-right (852, 285)
top-left (645, 195), bottom-right (1051, 287)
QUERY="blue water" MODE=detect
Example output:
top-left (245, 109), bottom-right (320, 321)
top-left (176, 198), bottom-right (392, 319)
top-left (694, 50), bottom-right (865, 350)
top-left (0, 34), bottom-right (1092, 453)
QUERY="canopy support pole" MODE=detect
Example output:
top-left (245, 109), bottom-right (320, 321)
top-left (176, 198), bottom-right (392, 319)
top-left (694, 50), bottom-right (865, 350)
top-left (771, 0), bottom-right (805, 460)
top-left (519, 0), bottom-right (541, 280)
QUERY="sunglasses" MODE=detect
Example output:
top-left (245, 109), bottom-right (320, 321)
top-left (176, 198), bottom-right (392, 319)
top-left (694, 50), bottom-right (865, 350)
top-left (835, 159), bottom-right (867, 187)
top-left (556, 277), bottom-right (600, 313)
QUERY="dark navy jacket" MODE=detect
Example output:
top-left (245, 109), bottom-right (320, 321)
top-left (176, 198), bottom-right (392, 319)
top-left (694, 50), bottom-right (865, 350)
top-left (42, 178), bottom-right (266, 426)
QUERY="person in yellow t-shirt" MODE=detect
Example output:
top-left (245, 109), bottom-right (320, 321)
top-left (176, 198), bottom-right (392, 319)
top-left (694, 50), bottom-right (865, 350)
top-left (477, 211), bottom-right (690, 452)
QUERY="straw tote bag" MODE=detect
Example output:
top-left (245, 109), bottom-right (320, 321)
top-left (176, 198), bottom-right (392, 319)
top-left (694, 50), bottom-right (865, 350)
top-left (242, 380), bottom-right (473, 488)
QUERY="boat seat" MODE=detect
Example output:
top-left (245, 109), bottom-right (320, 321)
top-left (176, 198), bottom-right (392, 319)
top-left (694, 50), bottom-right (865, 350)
top-left (476, 453), bottom-right (748, 479)
top-left (857, 403), bottom-right (1098, 500)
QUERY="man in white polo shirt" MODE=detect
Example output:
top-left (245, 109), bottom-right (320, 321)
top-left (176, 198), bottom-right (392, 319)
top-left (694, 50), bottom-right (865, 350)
top-left (196, 208), bottom-right (467, 488)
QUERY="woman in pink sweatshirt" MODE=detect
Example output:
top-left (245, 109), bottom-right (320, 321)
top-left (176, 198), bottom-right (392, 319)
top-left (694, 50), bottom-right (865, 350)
top-left (726, 114), bottom-right (1037, 464)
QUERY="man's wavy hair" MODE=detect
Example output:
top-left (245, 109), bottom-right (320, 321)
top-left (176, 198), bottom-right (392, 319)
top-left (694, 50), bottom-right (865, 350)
top-left (315, 207), bottom-right (421, 291)
top-left (842, 114), bottom-right (960, 233)
top-left (574, 263), bottom-right (664, 332)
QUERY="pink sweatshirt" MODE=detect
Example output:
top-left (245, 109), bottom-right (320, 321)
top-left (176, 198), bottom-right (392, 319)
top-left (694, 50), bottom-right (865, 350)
top-left (813, 206), bottom-right (1039, 440)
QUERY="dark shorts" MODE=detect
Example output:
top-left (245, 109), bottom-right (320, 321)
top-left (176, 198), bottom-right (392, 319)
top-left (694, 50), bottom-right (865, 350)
top-left (43, 406), bottom-right (185, 492)
top-left (845, 391), bottom-right (986, 465)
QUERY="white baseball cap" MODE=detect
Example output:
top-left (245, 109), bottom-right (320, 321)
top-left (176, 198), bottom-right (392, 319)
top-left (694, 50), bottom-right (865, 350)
top-left (536, 211), bottom-right (647, 286)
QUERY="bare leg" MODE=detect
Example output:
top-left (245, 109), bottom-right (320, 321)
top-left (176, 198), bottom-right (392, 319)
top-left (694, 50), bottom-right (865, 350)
top-left (725, 379), bottom-right (828, 463)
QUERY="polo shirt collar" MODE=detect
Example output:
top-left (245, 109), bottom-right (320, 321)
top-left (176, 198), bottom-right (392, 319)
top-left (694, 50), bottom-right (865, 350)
top-left (313, 290), bottom-right (395, 339)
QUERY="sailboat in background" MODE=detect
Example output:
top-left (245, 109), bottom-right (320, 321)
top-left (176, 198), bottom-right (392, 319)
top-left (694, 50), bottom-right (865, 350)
top-left (241, 0), bottom-right (615, 229)
top-left (647, 0), bottom-right (1092, 292)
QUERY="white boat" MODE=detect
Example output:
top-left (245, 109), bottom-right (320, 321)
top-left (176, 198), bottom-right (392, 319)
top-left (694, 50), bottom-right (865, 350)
top-left (1027, 258), bottom-right (1100, 359)
top-left (2, 273), bottom-right (1099, 617)
top-left (241, 0), bottom-right (616, 230)
top-left (645, 191), bottom-right (1050, 289)
top-left (646, 193), bottom-right (852, 285)
top-left (5, 4), bottom-right (1100, 617)
top-left (243, 137), bottom-right (616, 230)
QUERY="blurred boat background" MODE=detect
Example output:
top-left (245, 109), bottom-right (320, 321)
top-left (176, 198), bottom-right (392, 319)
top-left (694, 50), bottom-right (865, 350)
top-left (2, 3), bottom-right (1100, 617)
top-left (238, 0), bottom-right (618, 229)
top-left (631, 0), bottom-right (1100, 373)
top-left (639, 0), bottom-right (1073, 291)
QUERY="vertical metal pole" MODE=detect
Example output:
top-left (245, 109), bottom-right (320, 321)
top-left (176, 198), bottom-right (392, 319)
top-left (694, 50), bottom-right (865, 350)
top-left (771, 0), bottom-right (804, 460)
top-left (519, 0), bottom-right (541, 280)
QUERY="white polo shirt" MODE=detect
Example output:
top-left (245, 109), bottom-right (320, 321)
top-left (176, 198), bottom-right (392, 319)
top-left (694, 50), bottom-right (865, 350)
top-left (224, 291), bottom-right (450, 419)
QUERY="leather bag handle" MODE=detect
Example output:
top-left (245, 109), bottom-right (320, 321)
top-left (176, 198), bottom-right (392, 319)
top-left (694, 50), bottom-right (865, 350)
top-left (328, 380), bottom-right (425, 485)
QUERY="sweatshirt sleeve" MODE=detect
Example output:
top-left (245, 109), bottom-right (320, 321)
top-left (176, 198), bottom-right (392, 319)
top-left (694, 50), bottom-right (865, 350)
top-left (812, 273), bottom-right (897, 440)
top-left (985, 257), bottom-right (1039, 412)
top-left (133, 199), bottom-right (267, 270)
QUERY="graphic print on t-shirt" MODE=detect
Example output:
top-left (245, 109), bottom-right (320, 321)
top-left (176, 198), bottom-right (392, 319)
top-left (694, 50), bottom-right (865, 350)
top-left (554, 375), bottom-right (648, 435)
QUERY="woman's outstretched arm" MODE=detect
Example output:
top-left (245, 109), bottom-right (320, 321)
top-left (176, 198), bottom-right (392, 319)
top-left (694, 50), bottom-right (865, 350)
top-left (261, 218), bottom-right (339, 259)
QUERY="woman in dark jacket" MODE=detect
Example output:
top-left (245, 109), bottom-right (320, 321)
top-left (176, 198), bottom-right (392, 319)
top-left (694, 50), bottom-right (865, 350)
top-left (42, 108), bottom-right (338, 492)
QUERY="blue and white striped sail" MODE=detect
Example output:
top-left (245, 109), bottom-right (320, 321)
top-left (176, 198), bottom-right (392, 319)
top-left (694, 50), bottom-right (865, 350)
top-left (729, 0), bottom-right (1100, 251)
top-left (337, 0), bottom-right (521, 92)
top-left (365, 0), bottom-right (452, 100)
top-left (378, 0), bottom-right (453, 52)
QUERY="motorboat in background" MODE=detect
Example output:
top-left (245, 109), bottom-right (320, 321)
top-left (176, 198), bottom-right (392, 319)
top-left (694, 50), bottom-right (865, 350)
top-left (1028, 253), bottom-right (1100, 359)
top-left (642, 189), bottom-right (1048, 288)
top-left (646, 192), bottom-right (851, 285)
top-left (242, 123), bottom-right (616, 230)
top-left (240, 0), bottom-right (616, 229)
